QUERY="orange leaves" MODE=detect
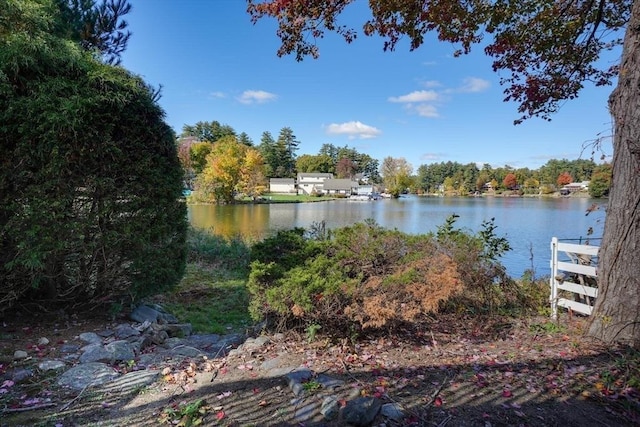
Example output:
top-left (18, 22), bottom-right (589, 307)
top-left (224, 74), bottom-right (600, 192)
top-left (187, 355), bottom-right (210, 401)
top-left (346, 251), bottom-right (462, 328)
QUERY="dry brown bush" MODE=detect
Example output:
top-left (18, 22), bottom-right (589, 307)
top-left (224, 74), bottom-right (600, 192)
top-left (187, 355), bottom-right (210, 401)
top-left (345, 252), bottom-right (462, 328)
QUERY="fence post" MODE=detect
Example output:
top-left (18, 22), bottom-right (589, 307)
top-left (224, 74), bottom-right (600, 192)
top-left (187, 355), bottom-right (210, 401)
top-left (550, 237), bottom-right (559, 320)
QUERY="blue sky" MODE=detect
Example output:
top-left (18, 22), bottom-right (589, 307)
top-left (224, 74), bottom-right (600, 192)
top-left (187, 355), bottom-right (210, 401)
top-left (121, 0), bottom-right (617, 171)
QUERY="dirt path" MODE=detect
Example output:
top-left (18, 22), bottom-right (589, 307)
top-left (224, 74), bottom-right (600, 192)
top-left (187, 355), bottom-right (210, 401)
top-left (1, 314), bottom-right (638, 426)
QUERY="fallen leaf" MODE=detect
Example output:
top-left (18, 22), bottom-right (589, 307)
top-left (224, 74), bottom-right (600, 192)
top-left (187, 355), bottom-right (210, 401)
top-left (216, 391), bottom-right (232, 400)
top-left (216, 411), bottom-right (225, 421)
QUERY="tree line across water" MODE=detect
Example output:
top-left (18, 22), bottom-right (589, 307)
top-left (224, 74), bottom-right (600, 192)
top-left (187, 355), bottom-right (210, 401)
top-left (178, 120), bottom-right (612, 201)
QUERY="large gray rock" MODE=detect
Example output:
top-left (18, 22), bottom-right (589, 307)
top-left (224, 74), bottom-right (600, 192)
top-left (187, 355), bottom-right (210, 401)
top-left (341, 397), bottom-right (382, 427)
top-left (98, 370), bottom-right (160, 394)
top-left (79, 332), bottom-right (102, 345)
top-left (79, 344), bottom-right (114, 364)
top-left (57, 363), bottom-right (119, 390)
top-left (130, 304), bottom-right (181, 325)
top-left (104, 340), bottom-right (136, 362)
top-left (129, 305), bottom-right (161, 324)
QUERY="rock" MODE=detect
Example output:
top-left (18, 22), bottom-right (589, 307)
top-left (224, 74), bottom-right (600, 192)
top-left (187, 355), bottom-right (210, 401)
top-left (38, 360), bottom-right (66, 372)
top-left (114, 324), bottom-right (140, 339)
top-left (13, 350), bottom-right (28, 360)
top-left (161, 337), bottom-right (183, 349)
top-left (104, 340), bottom-right (136, 362)
top-left (129, 304), bottom-right (178, 324)
top-left (59, 343), bottom-right (80, 353)
top-left (286, 368), bottom-right (314, 397)
top-left (381, 402), bottom-right (405, 421)
top-left (293, 399), bottom-right (320, 423)
top-left (79, 344), bottom-right (114, 364)
top-left (38, 337), bottom-right (50, 346)
top-left (321, 396), bottom-right (340, 420)
top-left (98, 370), bottom-right (160, 394)
top-left (137, 353), bottom-right (166, 368)
top-left (96, 329), bottom-right (115, 338)
top-left (7, 368), bottom-right (33, 383)
top-left (316, 373), bottom-right (345, 390)
top-left (341, 397), bottom-right (382, 427)
top-left (142, 303), bottom-right (178, 324)
top-left (161, 323), bottom-right (192, 338)
top-left (183, 334), bottom-right (220, 350)
top-left (79, 332), bottom-right (102, 345)
top-left (57, 362), bottom-right (119, 391)
top-left (240, 336), bottom-right (270, 353)
top-left (129, 305), bottom-right (161, 324)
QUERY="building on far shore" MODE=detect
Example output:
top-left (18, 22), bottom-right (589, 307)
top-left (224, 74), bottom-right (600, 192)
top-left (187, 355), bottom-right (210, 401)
top-left (561, 181), bottom-right (590, 195)
top-left (269, 178), bottom-right (296, 194)
top-left (296, 173), bottom-right (334, 195)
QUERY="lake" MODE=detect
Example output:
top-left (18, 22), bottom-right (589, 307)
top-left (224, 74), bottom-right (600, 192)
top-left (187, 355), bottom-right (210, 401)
top-left (188, 196), bottom-right (606, 278)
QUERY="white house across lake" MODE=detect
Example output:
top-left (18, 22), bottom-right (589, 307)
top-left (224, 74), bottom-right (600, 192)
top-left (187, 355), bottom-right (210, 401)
top-left (270, 173), bottom-right (380, 198)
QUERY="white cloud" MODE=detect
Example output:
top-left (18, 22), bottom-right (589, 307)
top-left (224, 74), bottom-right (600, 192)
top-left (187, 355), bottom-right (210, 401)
top-left (237, 90), bottom-right (277, 104)
top-left (325, 121), bottom-right (382, 139)
top-left (388, 90), bottom-right (439, 103)
top-left (458, 77), bottom-right (490, 93)
top-left (209, 91), bottom-right (225, 99)
top-left (390, 77), bottom-right (487, 120)
top-left (415, 104), bottom-right (440, 118)
top-left (421, 80), bottom-right (441, 89)
top-left (421, 153), bottom-right (444, 161)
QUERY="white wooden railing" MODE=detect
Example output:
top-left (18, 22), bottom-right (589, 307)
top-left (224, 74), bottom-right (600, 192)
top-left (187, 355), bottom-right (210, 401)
top-left (549, 237), bottom-right (600, 319)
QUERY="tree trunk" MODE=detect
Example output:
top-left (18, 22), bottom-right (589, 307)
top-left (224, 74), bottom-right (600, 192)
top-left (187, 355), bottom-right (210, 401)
top-left (587, 0), bottom-right (640, 347)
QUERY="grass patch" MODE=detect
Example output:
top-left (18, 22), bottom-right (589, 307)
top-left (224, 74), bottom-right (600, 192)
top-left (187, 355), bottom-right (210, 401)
top-left (154, 264), bottom-right (251, 334)
top-left (150, 227), bottom-right (253, 334)
top-left (255, 193), bottom-right (335, 203)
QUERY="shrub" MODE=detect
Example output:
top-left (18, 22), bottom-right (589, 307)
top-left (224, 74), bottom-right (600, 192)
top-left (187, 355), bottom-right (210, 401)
top-left (247, 217), bottom-right (520, 335)
top-left (0, 7), bottom-right (187, 311)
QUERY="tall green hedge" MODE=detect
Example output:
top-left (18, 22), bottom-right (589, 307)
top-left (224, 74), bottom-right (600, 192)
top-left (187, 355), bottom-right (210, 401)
top-left (0, 0), bottom-right (187, 312)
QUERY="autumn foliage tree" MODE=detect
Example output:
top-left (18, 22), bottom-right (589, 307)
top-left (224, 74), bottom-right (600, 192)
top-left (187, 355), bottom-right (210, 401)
top-left (248, 0), bottom-right (639, 346)
top-left (336, 157), bottom-right (357, 178)
top-left (502, 173), bottom-right (518, 190)
top-left (196, 136), bottom-right (266, 203)
top-left (557, 171), bottom-right (573, 186)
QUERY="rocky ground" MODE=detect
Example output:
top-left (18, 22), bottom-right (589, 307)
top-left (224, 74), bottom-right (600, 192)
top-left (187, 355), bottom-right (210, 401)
top-left (1, 306), bottom-right (638, 426)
